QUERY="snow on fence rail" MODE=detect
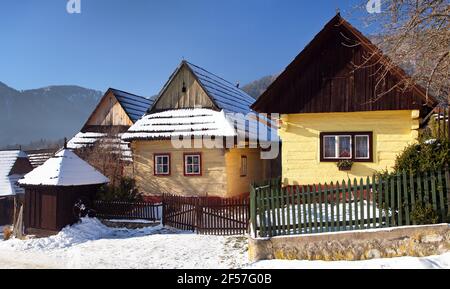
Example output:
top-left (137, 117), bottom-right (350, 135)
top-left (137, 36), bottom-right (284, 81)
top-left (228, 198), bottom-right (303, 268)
top-left (93, 200), bottom-right (162, 222)
top-left (250, 168), bottom-right (450, 238)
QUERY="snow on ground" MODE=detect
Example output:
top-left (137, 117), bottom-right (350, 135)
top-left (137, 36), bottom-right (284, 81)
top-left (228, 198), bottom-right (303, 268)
top-left (106, 219), bottom-right (158, 224)
top-left (0, 218), bottom-right (448, 269)
top-left (0, 225), bottom-right (8, 240)
top-left (258, 201), bottom-right (385, 234)
top-left (261, 201), bottom-right (382, 226)
top-left (249, 253), bottom-right (450, 269)
top-left (0, 218), bottom-right (249, 269)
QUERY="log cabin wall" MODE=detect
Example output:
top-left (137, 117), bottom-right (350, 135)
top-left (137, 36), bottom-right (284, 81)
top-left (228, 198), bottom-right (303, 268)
top-left (225, 147), bottom-right (270, 197)
top-left (132, 140), bottom-right (229, 197)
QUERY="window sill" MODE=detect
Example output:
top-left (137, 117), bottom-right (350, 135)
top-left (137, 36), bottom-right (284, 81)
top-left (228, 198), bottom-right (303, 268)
top-left (321, 159), bottom-right (373, 163)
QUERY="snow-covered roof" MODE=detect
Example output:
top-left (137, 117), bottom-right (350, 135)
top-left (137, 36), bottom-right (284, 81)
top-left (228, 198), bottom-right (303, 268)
top-left (110, 89), bottom-right (154, 123)
top-left (67, 132), bottom-right (107, 149)
top-left (26, 149), bottom-right (58, 168)
top-left (19, 149), bottom-right (109, 187)
top-left (0, 150), bottom-right (28, 196)
top-left (67, 132), bottom-right (132, 162)
top-left (126, 61), bottom-right (279, 142)
top-left (122, 108), bottom-right (237, 140)
top-left (122, 108), bottom-right (279, 142)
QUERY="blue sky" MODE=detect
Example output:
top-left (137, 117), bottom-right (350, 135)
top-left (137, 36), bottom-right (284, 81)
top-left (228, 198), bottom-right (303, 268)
top-left (0, 0), bottom-right (367, 96)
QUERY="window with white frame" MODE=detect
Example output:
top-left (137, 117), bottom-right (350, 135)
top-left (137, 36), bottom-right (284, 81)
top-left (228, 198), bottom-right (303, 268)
top-left (320, 132), bottom-right (373, 162)
top-left (323, 135), bottom-right (352, 159)
top-left (154, 154), bottom-right (170, 175)
top-left (184, 154), bottom-right (201, 176)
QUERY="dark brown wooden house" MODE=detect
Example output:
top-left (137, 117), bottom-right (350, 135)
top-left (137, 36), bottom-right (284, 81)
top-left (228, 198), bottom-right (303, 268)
top-left (19, 149), bottom-right (108, 235)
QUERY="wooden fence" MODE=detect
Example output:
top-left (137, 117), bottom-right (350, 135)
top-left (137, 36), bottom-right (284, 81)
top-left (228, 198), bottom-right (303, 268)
top-left (163, 194), bottom-right (250, 235)
top-left (433, 106), bottom-right (450, 141)
top-left (93, 200), bottom-right (162, 222)
top-left (250, 168), bottom-right (450, 238)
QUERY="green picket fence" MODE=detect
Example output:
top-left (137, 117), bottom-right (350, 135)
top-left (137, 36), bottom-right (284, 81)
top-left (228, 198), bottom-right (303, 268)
top-left (250, 168), bottom-right (450, 238)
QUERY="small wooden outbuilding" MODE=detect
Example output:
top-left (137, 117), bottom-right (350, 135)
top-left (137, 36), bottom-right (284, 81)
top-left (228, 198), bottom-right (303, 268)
top-left (19, 149), bottom-right (109, 236)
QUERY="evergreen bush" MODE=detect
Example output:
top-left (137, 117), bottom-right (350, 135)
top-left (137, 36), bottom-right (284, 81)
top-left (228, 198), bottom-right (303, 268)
top-left (96, 177), bottom-right (143, 202)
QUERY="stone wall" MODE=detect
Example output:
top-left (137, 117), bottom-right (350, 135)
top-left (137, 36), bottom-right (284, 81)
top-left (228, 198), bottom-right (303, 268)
top-left (249, 224), bottom-right (450, 262)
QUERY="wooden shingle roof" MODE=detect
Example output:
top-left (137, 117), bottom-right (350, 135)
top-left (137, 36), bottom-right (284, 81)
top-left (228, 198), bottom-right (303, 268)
top-left (110, 88), bottom-right (155, 123)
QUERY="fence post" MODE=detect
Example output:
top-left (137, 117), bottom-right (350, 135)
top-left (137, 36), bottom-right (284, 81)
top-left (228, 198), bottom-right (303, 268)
top-left (445, 165), bottom-right (450, 221)
top-left (195, 197), bottom-right (201, 234)
top-left (447, 107), bottom-right (450, 142)
top-left (161, 194), bottom-right (166, 227)
top-left (250, 184), bottom-right (257, 238)
top-left (397, 172), bottom-right (403, 227)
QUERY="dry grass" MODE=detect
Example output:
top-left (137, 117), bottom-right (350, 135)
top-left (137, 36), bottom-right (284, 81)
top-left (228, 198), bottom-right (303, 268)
top-left (2, 226), bottom-right (13, 241)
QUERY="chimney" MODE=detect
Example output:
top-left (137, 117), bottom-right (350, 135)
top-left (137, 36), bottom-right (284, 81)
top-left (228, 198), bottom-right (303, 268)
top-left (64, 137), bottom-right (67, 149)
top-left (236, 81), bottom-right (240, 88)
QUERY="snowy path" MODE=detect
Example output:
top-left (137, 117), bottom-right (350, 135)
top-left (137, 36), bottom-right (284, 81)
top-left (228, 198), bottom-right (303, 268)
top-left (0, 218), bottom-right (249, 269)
top-left (0, 251), bottom-right (60, 269)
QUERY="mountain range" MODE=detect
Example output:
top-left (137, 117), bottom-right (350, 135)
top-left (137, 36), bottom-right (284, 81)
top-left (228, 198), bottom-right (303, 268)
top-left (0, 82), bottom-right (103, 148)
top-left (0, 76), bottom-right (274, 148)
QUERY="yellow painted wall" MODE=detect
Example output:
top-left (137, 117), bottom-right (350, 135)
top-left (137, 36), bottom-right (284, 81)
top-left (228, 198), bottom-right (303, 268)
top-left (279, 110), bottom-right (420, 185)
top-left (132, 140), bottom-right (228, 197)
top-left (225, 148), bottom-right (269, 197)
top-left (131, 140), bottom-right (270, 197)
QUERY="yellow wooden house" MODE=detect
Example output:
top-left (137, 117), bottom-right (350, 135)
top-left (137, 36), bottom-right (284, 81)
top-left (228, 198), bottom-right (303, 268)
top-left (252, 14), bottom-right (437, 186)
top-left (122, 61), bottom-right (279, 198)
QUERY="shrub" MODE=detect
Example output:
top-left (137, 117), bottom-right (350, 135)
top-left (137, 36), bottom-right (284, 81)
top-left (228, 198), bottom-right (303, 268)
top-left (393, 139), bottom-right (450, 175)
top-left (374, 138), bottom-right (449, 225)
top-left (96, 177), bottom-right (143, 202)
top-left (410, 201), bottom-right (439, 225)
top-left (3, 226), bottom-right (12, 241)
